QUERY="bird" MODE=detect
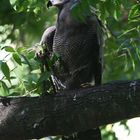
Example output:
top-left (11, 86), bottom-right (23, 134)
top-left (40, 0), bottom-right (104, 139)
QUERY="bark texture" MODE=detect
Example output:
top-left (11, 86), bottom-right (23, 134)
top-left (0, 79), bottom-right (140, 139)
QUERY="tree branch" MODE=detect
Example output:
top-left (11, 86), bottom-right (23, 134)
top-left (0, 79), bottom-right (140, 139)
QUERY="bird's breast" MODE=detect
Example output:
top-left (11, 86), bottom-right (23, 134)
top-left (53, 26), bottom-right (96, 72)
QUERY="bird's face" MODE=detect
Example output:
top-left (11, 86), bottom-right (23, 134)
top-left (47, 0), bottom-right (69, 7)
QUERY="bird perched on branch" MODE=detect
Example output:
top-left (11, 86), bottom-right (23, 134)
top-left (40, 0), bottom-right (104, 139)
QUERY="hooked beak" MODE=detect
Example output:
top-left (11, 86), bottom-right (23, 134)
top-left (47, 1), bottom-right (52, 8)
top-left (47, 0), bottom-right (65, 8)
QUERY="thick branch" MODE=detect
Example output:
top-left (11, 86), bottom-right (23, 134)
top-left (0, 79), bottom-right (140, 139)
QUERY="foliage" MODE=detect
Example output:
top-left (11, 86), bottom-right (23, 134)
top-left (0, 0), bottom-right (140, 139)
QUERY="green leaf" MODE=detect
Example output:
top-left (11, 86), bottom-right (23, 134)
top-left (50, 52), bottom-right (60, 65)
top-left (0, 81), bottom-right (9, 96)
top-left (38, 71), bottom-right (51, 83)
top-left (4, 46), bottom-right (15, 52)
top-left (0, 60), bottom-right (2, 65)
top-left (26, 51), bottom-right (35, 59)
top-left (71, 0), bottom-right (91, 22)
top-left (17, 47), bottom-right (25, 53)
top-left (21, 55), bottom-right (32, 71)
top-left (1, 62), bottom-right (11, 82)
top-left (128, 4), bottom-right (140, 20)
top-left (9, 0), bottom-right (16, 6)
top-left (13, 53), bottom-right (22, 65)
